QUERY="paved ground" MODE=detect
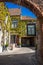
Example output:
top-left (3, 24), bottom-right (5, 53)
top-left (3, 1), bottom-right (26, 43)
top-left (0, 47), bottom-right (38, 65)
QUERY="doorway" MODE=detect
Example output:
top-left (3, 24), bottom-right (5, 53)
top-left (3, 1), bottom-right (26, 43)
top-left (10, 35), bottom-right (16, 44)
top-left (21, 37), bottom-right (35, 47)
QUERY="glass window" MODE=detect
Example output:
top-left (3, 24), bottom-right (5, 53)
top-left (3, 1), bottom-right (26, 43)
top-left (12, 20), bottom-right (18, 28)
top-left (27, 24), bottom-right (36, 36)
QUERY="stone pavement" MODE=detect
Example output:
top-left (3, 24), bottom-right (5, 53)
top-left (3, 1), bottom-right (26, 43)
top-left (0, 47), bottom-right (38, 65)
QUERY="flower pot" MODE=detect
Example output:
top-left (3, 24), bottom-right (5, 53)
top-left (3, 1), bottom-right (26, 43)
top-left (19, 45), bottom-right (21, 48)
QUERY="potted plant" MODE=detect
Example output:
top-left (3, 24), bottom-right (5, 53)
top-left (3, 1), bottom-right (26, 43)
top-left (18, 43), bottom-right (21, 48)
top-left (5, 43), bottom-right (8, 50)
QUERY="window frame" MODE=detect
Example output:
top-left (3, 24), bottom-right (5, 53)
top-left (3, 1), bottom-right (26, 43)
top-left (11, 20), bottom-right (18, 28)
top-left (27, 23), bottom-right (36, 36)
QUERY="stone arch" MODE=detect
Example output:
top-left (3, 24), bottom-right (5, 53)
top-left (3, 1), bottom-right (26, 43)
top-left (0, 0), bottom-right (43, 64)
top-left (0, 0), bottom-right (43, 18)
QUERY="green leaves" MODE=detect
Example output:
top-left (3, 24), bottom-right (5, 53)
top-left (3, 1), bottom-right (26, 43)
top-left (0, 2), bottom-right (11, 31)
top-left (17, 21), bottom-right (26, 37)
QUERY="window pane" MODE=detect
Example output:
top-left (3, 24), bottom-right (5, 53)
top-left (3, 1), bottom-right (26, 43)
top-left (12, 20), bottom-right (18, 28)
top-left (27, 24), bottom-right (36, 36)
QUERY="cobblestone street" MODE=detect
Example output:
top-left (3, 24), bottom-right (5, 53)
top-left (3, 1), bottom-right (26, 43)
top-left (0, 47), bottom-right (38, 65)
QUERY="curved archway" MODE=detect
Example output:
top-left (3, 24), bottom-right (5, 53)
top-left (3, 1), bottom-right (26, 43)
top-left (0, 0), bottom-right (43, 64)
top-left (0, 0), bottom-right (43, 18)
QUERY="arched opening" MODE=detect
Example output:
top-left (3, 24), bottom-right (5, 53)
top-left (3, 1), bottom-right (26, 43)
top-left (0, 0), bottom-right (43, 64)
top-left (0, 0), bottom-right (43, 18)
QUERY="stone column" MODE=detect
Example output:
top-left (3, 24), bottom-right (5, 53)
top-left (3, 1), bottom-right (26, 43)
top-left (37, 18), bottom-right (43, 65)
top-left (4, 30), bottom-right (7, 45)
top-left (9, 32), bottom-right (10, 46)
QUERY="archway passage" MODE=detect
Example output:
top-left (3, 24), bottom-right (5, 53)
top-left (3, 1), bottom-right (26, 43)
top-left (0, 0), bottom-right (43, 64)
top-left (0, 0), bottom-right (43, 18)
